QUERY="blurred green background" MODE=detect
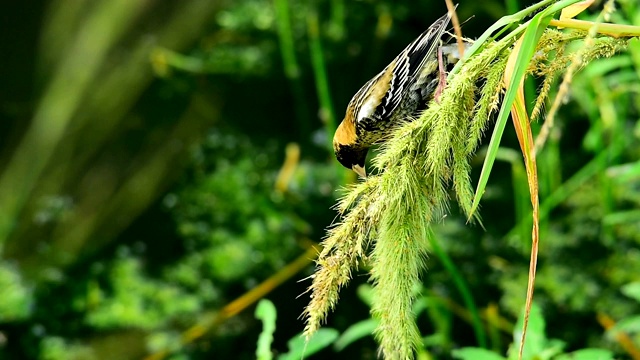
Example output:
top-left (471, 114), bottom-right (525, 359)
top-left (1, 0), bottom-right (640, 359)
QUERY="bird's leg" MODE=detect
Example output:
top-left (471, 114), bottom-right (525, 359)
top-left (434, 45), bottom-right (447, 103)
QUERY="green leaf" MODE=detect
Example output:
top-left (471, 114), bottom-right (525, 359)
top-left (356, 284), bottom-right (375, 307)
top-left (581, 56), bottom-right (633, 78)
top-left (468, 0), bottom-right (585, 219)
top-left (629, 37), bottom-right (640, 70)
top-left (603, 210), bottom-right (640, 226)
top-left (422, 332), bottom-right (447, 347)
top-left (255, 299), bottom-right (277, 360)
top-left (333, 318), bottom-right (378, 351)
top-left (511, 303), bottom-right (550, 360)
top-left (469, 9), bottom-right (552, 218)
top-left (452, 347), bottom-right (506, 360)
top-left (450, 0), bottom-right (557, 75)
top-left (278, 329), bottom-right (339, 360)
top-left (554, 349), bottom-right (614, 360)
top-left (621, 282), bottom-right (640, 302)
top-left (610, 314), bottom-right (640, 334)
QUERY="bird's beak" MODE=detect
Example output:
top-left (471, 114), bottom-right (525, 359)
top-left (352, 164), bottom-right (367, 179)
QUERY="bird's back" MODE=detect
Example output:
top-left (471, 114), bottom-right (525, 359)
top-left (352, 13), bottom-right (452, 144)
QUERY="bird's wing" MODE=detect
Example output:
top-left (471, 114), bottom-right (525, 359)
top-left (356, 12), bottom-right (452, 125)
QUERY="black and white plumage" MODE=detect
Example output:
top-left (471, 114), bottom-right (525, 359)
top-left (333, 12), bottom-right (455, 177)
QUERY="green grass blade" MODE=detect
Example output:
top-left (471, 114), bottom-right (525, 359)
top-left (307, 9), bottom-right (337, 149)
top-left (255, 299), bottom-right (277, 360)
top-left (429, 230), bottom-right (487, 348)
top-left (450, 0), bottom-right (556, 76)
top-left (468, 12), bottom-right (552, 219)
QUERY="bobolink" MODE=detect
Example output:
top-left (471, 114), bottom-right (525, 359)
top-left (333, 12), bottom-right (457, 178)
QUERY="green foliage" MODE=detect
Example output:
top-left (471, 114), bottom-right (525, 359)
top-left (333, 318), bottom-right (378, 351)
top-left (255, 299), bottom-right (340, 360)
top-left (2, 0), bottom-right (640, 359)
top-left (453, 304), bottom-right (614, 360)
top-left (453, 348), bottom-right (507, 360)
top-left (303, 34), bottom-right (520, 358)
top-left (39, 337), bottom-right (95, 360)
top-left (305, 4), bottom-right (633, 358)
top-left (73, 131), bottom-right (319, 356)
top-left (280, 287), bottom-right (619, 359)
top-left (255, 299), bottom-right (277, 360)
top-left (608, 283), bottom-right (640, 348)
top-left (86, 257), bottom-right (203, 330)
top-left (166, 131), bottom-right (311, 285)
top-left (0, 262), bottom-right (32, 322)
top-left (279, 329), bottom-right (340, 360)
top-left (621, 282), bottom-right (640, 303)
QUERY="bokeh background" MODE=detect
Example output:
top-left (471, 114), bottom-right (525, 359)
top-left (1, 0), bottom-right (640, 359)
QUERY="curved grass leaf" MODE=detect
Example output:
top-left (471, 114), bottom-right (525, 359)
top-left (280, 329), bottom-right (339, 360)
top-left (255, 299), bottom-right (277, 360)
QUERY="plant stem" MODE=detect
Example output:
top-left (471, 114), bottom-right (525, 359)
top-left (428, 230), bottom-right (487, 348)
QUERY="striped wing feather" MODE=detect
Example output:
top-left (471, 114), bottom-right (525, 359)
top-left (356, 13), bottom-right (451, 125)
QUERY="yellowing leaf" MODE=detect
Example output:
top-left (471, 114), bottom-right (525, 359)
top-left (560, 0), bottom-right (594, 21)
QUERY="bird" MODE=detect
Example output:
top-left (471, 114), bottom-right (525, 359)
top-left (333, 12), bottom-right (455, 178)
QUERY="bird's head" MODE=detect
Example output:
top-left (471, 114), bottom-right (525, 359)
top-left (333, 121), bottom-right (368, 178)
